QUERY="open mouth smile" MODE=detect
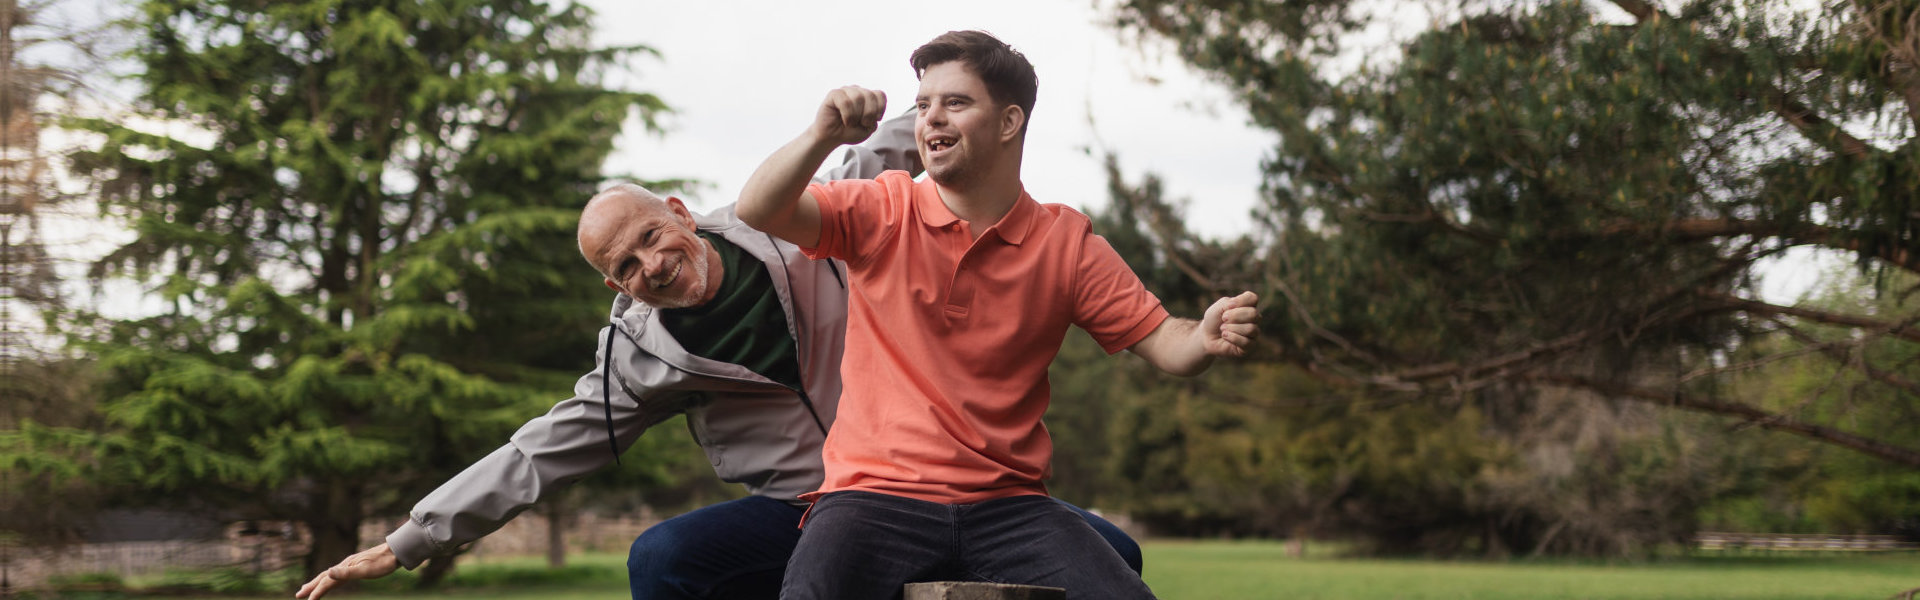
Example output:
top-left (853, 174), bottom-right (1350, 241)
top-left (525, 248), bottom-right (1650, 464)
top-left (650, 261), bottom-right (682, 291)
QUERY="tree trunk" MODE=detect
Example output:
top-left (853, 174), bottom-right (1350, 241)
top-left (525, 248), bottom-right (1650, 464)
top-left (545, 489), bottom-right (570, 568)
top-left (303, 483), bottom-right (364, 581)
top-left (415, 554), bottom-right (460, 589)
top-left (1287, 524), bottom-right (1307, 558)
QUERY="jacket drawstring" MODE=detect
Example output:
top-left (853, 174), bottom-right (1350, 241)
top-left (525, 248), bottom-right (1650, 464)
top-left (601, 326), bottom-right (621, 465)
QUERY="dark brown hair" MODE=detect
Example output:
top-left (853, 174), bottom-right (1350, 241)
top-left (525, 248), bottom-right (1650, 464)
top-left (910, 30), bottom-right (1037, 133)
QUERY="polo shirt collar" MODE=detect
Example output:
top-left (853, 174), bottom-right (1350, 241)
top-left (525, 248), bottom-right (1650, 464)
top-left (916, 180), bottom-right (1038, 246)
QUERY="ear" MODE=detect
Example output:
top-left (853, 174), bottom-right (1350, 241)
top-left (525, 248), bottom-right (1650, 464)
top-left (604, 278), bottom-right (623, 294)
top-left (999, 104), bottom-right (1026, 143)
top-left (665, 196), bottom-right (696, 226)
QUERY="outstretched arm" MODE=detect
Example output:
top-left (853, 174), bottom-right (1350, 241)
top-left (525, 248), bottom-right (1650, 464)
top-left (298, 328), bottom-right (680, 597)
top-left (736, 86), bottom-right (889, 248)
top-left (1127, 292), bottom-right (1261, 377)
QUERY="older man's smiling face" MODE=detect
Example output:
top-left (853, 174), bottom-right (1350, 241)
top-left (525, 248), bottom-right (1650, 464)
top-left (579, 188), bottom-right (718, 309)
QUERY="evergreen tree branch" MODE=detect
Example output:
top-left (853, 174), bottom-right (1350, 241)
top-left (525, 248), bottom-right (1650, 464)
top-left (1701, 291), bottom-right (1920, 343)
top-left (1773, 315), bottom-right (1920, 397)
top-left (1586, 217), bottom-right (1918, 274)
top-left (1610, 0), bottom-right (1877, 159)
top-left (1842, 0), bottom-right (1920, 130)
top-left (1524, 372), bottom-right (1920, 469)
top-left (1676, 339), bottom-right (1837, 383)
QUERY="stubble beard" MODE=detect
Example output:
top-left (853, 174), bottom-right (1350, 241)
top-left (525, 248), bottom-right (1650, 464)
top-left (647, 237), bottom-right (713, 310)
top-left (927, 158), bottom-right (976, 192)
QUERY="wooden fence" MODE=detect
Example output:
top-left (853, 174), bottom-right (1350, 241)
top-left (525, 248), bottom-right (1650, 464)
top-left (1695, 532), bottom-right (1919, 552)
top-left (7, 510), bottom-right (664, 590)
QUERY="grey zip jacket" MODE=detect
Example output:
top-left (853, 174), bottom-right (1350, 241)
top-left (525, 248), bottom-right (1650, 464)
top-left (384, 112), bottom-right (914, 569)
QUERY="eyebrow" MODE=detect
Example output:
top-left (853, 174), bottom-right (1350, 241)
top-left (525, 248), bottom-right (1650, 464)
top-left (916, 92), bottom-right (974, 103)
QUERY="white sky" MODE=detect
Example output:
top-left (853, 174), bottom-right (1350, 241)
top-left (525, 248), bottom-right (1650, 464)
top-left (585, 0), bottom-right (1273, 241)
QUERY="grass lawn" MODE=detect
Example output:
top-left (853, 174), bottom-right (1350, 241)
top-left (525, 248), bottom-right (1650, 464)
top-left (139, 540), bottom-right (1919, 600)
top-left (1141, 540), bottom-right (1920, 600)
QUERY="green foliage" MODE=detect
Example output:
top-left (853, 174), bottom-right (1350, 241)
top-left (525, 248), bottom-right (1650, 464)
top-left (1108, 0), bottom-right (1920, 441)
top-left (45, 572), bottom-right (125, 590)
top-left (1090, 0), bottom-right (1920, 555)
top-left (144, 566), bottom-right (293, 595)
top-left (1068, 161), bottom-right (1752, 555)
top-left (1701, 269), bottom-right (1920, 536)
top-left (32, 0), bottom-right (668, 577)
top-left (0, 0), bottom-right (119, 552)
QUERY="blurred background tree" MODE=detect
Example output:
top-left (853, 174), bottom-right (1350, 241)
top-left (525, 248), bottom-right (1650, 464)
top-left (0, 0), bottom-right (115, 564)
top-left (1040, 0), bottom-right (1920, 555)
top-left (3, 0), bottom-right (682, 580)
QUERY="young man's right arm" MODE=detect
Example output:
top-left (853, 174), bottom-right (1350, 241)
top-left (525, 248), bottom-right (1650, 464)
top-left (736, 86), bottom-right (889, 248)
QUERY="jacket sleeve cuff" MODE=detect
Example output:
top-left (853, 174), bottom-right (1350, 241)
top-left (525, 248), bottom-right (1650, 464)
top-left (385, 519), bottom-right (436, 570)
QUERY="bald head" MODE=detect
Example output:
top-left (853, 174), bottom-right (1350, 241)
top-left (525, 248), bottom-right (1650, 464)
top-left (579, 183), bottom-right (667, 270)
top-left (578, 183), bottom-right (721, 309)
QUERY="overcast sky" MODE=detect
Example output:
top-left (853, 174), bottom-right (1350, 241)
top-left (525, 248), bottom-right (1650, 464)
top-left (583, 0), bottom-right (1274, 241)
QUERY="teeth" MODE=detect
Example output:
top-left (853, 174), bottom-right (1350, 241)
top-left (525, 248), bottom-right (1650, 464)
top-left (652, 262), bottom-right (681, 290)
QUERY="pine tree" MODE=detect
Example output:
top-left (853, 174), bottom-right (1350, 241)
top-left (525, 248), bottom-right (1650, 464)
top-left (0, 0), bottom-right (113, 562)
top-left (1107, 0), bottom-right (1920, 468)
top-left (40, 0), bottom-right (665, 577)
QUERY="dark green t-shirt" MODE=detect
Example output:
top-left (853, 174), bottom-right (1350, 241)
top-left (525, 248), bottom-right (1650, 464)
top-left (658, 232), bottom-right (803, 390)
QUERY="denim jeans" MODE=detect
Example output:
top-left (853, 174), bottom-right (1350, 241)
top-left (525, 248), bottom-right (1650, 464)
top-left (628, 494), bottom-right (1140, 600)
top-left (777, 492), bottom-right (1156, 600)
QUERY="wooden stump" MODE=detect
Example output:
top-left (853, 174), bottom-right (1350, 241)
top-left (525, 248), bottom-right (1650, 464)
top-left (904, 581), bottom-right (1067, 600)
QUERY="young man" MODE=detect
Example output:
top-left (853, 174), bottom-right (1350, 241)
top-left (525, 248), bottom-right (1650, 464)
top-left (736, 31), bottom-right (1260, 599)
top-left (293, 113), bottom-right (1141, 600)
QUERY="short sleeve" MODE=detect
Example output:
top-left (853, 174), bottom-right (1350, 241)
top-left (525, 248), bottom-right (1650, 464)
top-left (802, 173), bottom-right (911, 266)
top-left (1071, 232), bottom-right (1171, 354)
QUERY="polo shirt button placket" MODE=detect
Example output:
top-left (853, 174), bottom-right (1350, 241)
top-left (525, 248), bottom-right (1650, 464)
top-left (944, 223), bottom-right (975, 319)
top-left (945, 267), bottom-right (972, 320)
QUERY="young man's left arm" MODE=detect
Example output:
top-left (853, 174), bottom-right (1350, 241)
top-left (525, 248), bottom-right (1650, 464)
top-left (1127, 292), bottom-right (1261, 377)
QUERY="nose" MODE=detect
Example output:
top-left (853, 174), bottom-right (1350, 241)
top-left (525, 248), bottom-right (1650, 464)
top-left (640, 253), bottom-right (669, 279)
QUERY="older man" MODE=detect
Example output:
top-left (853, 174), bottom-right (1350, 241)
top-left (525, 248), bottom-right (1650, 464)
top-left (294, 113), bottom-right (1141, 600)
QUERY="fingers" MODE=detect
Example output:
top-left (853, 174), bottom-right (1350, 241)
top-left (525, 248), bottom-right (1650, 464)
top-left (1216, 326), bottom-right (1255, 353)
top-left (297, 544), bottom-right (397, 598)
top-left (1205, 291), bottom-right (1261, 358)
top-left (839, 87), bottom-right (886, 130)
top-left (1220, 321), bottom-right (1258, 339)
top-left (294, 573), bottom-right (332, 599)
top-left (1225, 291), bottom-right (1259, 309)
top-left (819, 86), bottom-right (887, 145)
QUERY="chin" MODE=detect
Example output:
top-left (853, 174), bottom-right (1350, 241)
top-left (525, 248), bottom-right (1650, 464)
top-left (928, 166), bottom-right (971, 189)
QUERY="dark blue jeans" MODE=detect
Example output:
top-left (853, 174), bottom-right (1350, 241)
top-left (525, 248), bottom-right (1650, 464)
top-left (778, 492), bottom-right (1156, 600)
top-left (627, 494), bottom-right (1140, 600)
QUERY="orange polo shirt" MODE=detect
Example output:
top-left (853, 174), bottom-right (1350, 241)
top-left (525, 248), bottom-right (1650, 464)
top-left (800, 171), bottom-right (1169, 504)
